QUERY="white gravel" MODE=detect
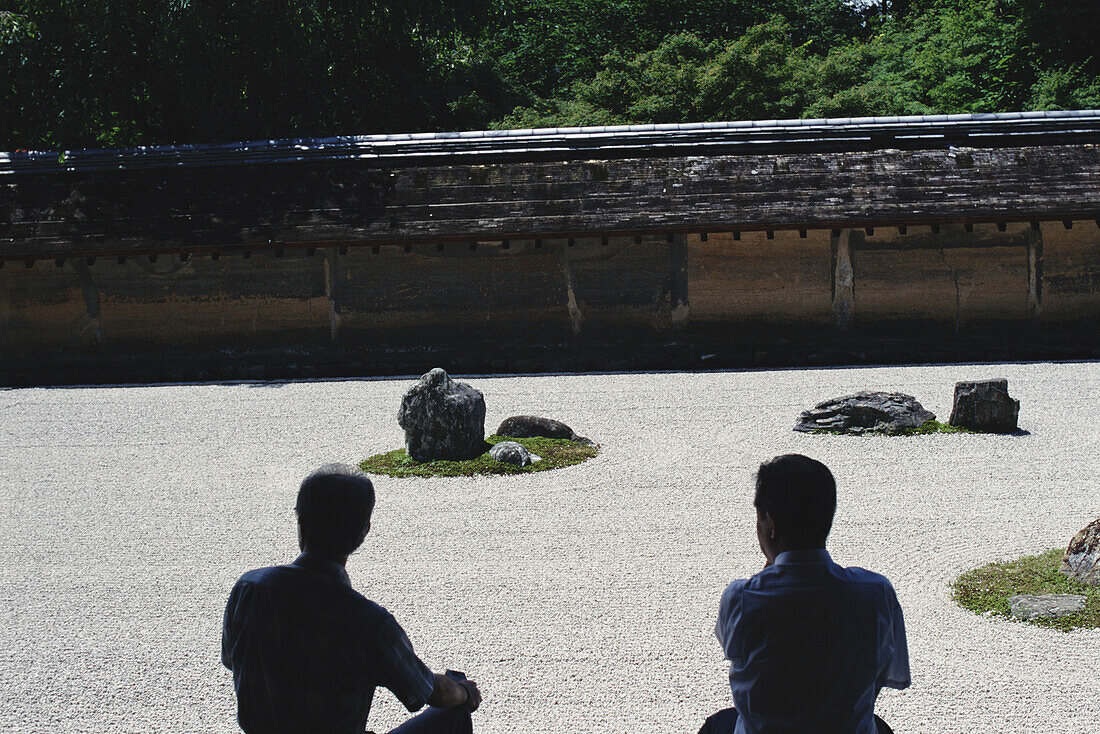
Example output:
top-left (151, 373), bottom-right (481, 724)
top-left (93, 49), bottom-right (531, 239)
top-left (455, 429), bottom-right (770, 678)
top-left (2, 362), bottom-right (1099, 734)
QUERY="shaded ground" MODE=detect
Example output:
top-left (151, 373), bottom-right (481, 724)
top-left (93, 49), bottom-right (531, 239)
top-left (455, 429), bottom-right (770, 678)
top-left (1, 362), bottom-right (1098, 733)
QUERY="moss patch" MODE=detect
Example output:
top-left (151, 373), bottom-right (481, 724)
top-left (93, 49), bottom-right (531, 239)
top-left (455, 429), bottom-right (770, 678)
top-left (952, 548), bottom-right (1100, 632)
top-left (810, 420), bottom-right (975, 436)
top-left (359, 434), bottom-right (598, 478)
top-left (896, 419), bottom-right (975, 435)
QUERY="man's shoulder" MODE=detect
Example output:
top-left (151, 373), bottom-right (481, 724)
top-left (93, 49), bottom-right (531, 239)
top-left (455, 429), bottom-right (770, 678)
top-left (234, 564), bottom-right (283, 584)
top-left (721, 576), bottom-right (751, 596)
top-left (836, 564), bottom-right (898, 591)
top-left (831, 564), bottom-right (903, 608)
top-left (718, 576), bottom-right (754, 611)
top-left (230, 565), bottom-right (393, 618)
top-left (723, 559), bottom-right (899, 602)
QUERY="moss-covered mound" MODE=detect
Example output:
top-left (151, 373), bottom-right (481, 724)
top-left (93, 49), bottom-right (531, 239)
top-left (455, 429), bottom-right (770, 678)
top-left (952, 548), bottom-right (1100, 632)
top-left (359, 434), bottom-right (598, 478)
top-left (809, 420), bottom-right (975, 436)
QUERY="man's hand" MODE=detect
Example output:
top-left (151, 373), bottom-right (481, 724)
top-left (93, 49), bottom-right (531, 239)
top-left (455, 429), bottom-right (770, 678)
top-left (459, 678), bottom-right (482, 712)
top-left (427, 672), bottom-right (482, 711)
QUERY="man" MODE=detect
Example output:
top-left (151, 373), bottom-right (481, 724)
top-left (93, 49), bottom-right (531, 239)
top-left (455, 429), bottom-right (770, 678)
top-left (222, 464), bottom-right (482, 734)
top-left (703, 454), bottom-right (910, 734)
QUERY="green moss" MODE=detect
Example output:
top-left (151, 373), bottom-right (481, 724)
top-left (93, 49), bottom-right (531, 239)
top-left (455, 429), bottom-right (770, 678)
top-left (359, 434), bottom-right (598, 478)
top-left (895, 420), bottom-right (975, 435)
top-left (951, 548), bottom-right (1100, 632)
top-left (810, 420), bottom-right (976, 436)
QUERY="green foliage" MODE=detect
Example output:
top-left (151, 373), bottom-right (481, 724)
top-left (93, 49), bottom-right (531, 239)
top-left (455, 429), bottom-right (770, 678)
top-left (480, 1), bottom-right (868, 103)
top-left (1, 0), bottom-right (1097, 149)
top-left (358, 434), bottom-right (598, 478)
top-left (497, 20), bottom-right (810, 128)
top-left (1028, 65), bottom-right (1100, 111)
top-left (1, 0), bottom-right (496, 149)
top-left (952, 548), bottom-right (1100, 632)
top-left (495, 0), bottom-right (1099, 129)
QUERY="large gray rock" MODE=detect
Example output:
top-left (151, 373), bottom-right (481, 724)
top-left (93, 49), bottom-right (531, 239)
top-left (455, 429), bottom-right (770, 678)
top-left (497, 415), bottom-right (592, 445)
top-left (1060, 518), bottom-right (1100, 586)
top-left (1008, 594), bottom-right (1086, 621)
top-left (948, 378), bottom-right (1020, 433)
top-left (794, 391), bottom-right (935, 434)
top-left (489, 441), bottom-right (540, 467)
top-left (397, 368), bottom-right (486, 461)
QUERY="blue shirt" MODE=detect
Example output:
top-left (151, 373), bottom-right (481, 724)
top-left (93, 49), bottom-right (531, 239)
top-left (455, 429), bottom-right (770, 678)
top-left (222, 553), bottom-right (436, 734)
top-left (715, 550), bottom-right (910, 734)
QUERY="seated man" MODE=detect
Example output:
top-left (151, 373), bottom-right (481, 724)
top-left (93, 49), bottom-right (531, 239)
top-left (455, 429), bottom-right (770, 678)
top-left (222, 464), bottom-right (482, 734)
top-left (702, 454), bottom-right (910, 734)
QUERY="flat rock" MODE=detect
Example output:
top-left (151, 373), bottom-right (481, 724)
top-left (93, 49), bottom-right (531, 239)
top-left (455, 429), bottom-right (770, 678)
top-left (397, 368), bottom-right (486, 461)
top-left (1060, 518), bottom-right (1100, 586)
top-left (1008, 593), bottom-right (1086, 621)
top-left (497, 415), bottom-right (592, 445)
top-left (948, 378), bottom-right (1020, 433)
top-left (793, 391), bottom-right (935, 434)
top-left (489, 441), bottom-right (540, 467)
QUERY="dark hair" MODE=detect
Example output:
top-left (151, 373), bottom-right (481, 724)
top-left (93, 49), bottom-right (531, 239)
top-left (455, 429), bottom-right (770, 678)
top-left (754, 454), bottom-right (836, 546)
top-left (295, 464), bottom-right (376, 556)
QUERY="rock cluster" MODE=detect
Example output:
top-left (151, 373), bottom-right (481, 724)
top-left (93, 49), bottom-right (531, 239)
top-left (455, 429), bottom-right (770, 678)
top-left (489, 441), bottom-right (541, 467)
top-left (397, 368), bottom-right (486, 461)
top-left (497, 415), bottom-right (592, 445)
top-left (1060, 518), bottom-right (1100, 586)
top-left (794, 391), bottom-right (935, 435)
top-left (948, 379), bottom-right (1020, 433)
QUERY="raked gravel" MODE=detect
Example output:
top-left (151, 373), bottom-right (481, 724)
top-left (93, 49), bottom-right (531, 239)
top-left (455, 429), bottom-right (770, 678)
top-left (2, 362), bottom-right (1099, 734)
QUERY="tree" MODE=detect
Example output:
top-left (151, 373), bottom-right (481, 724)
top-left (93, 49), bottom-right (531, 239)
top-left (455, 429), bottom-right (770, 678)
top-left (0, 1), bottom-right (495, 149)
top-left (495, 19), bottom-right (812, 128)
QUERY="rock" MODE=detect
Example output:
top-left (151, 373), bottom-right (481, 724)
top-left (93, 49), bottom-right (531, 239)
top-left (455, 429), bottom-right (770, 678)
top-left (497, 415), bottom-right (592, 445)
top-left (1060, 518), bottom-right (1100, 586)
top-left (793, 391), bottom-right (935, 434)
top-left (1007, 593), bottom-right (1086, 621)
top-left (489, 441), bottom-right (540, 467)
top-left (397, 368), bottom-right (486, 461)
top-left (948, 378), bottom-right (1020, 433)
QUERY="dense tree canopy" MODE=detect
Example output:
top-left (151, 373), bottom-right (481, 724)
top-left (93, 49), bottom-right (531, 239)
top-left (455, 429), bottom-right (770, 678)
top-left (1, 1), bottom-right (1096, 150)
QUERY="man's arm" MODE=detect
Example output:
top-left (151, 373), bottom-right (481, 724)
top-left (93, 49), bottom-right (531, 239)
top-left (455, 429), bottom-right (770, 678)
top-left (221, 581), bottom-right (244, 670)
top-left (876, 583), bottom-right (912, 691)
top-left (373, 614), bottom-right (483, 712)
top-left (426, 673), bottom-right (482, 711)
top-left (714, 579), bottom-right (746, 658)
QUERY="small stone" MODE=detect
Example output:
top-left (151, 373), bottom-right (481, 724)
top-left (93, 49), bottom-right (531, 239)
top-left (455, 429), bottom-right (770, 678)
top-left (1060, 518), bottom-right (1100, 586)
top-left (497, 415), bottom-right (592, 445)
top-left (397, 368), bottom-right (486, 461)
top-left (793, 391), bottom-right (935, 434)
top-left (1007, 593), bottom-right (1086, 621)
top-left (948, 378), bottom-right (1020, 433)
top-left (489, 441), bottom-right (534, 467)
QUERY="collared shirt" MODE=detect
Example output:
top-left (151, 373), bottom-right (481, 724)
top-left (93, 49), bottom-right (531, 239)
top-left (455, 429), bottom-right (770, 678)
top-left (222, 552), bottom-right (435, 734)
top-left (715, 550), bottom-right (910, 734)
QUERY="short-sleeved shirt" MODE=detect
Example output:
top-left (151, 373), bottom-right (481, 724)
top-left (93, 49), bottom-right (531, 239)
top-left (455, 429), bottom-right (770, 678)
top-left (222, 552), bottom-right (435, 734)
top-left (715, 549), bottom-right (910, 734)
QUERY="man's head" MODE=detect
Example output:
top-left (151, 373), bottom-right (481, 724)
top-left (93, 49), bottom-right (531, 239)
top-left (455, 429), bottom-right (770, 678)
top-left (295, 464), bottom-right (376, 558)
top-left (753, 454), bottom-right (836, 559)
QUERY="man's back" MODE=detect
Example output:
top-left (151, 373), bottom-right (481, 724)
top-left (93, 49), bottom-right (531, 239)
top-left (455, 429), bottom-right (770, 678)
top-left (222, 553), bottom-right (434, 734)
top-left (715, 550), bottom-right (909, 734)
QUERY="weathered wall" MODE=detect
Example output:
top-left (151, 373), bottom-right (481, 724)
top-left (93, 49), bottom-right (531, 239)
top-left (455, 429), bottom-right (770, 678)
top-left (3, 144), bottom-right (1098, 259)
top-left (2, 221), bottom-right (1098, 384)
top-left (4, 117), bottom-right (1099, 383)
